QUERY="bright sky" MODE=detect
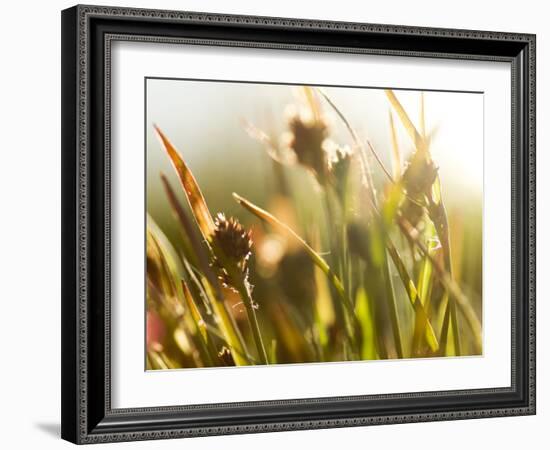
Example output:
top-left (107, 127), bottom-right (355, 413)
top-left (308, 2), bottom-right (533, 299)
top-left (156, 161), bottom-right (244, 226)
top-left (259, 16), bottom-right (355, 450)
top-left (146, 79), bottom-right (483, 205)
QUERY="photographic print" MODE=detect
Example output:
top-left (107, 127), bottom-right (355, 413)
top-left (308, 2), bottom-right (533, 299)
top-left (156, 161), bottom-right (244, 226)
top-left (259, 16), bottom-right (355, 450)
top-left (145, 79), bottom-right (483, 370)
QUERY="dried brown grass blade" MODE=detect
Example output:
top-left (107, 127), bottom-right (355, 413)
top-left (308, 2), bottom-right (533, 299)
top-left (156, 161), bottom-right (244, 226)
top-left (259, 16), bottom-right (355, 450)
top-left (160, 173), bottom-right (219, 295)
top-left (154, 125), bottom-right (216, 240)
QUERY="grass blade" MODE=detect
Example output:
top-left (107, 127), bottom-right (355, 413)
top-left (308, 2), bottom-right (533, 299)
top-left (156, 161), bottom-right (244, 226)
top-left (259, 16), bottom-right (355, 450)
top-left (427, 178), bottom-right (462, 356)
top-left (316, 88), bottom-right (376, 203)
top-left (154, 125), bottom-right (216, 240)
top-left (160, 173), bottom-right (220, 300)
top-left (420, 92), bottom-right (426, 138)
top-left (412, 221), bottom-right (436, 355)
top-left (155, 128), bottom-right (268, 364)
top-left (201, 278), bottom-right (252, 366)
top-left (385, 90), bottom-right (425, 153)
top-left (382, 256), bottom-right (404, 358)
top-left (360, 198), bottom-right (439, 353)
top-left (398, 217), bottom-right (481, 353)
top-left (233, 192), bottom-right (360, 343)
top-left (355, 288), bottom-right (378, 360)
top-left (388, 110), bottom-right (402, 179)
top-left (302, 86), bottom-right (322, 122)
top-left (385, 239), bottom-right (439, 353)
top-left (233, 278), bottom-right (269, 365)
top-left (317, 88), bottom-right (394, 187)
top-left (181, 280), bottom-right (217, 366)
top-left (234, 192), bottom-right (346, 298)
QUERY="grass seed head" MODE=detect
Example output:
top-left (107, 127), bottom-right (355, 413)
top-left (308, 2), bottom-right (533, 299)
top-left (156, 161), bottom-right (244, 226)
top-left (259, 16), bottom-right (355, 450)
top-left (328, 144), bottom-right (353, 201)
top-left (402, 151), bottom-right (439, 199)
top-left (285, 107), bottom-right (330, 186)
top-left (212, 213), bottom-right (253, 289)
top-left (218, 346), bottom-right (236, 366)
top-left (400, 199), bottom-right (425, 227)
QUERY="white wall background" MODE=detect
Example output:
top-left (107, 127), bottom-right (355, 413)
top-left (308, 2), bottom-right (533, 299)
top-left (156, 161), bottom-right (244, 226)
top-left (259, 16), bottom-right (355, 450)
top-left (0, 0), bottom-right (544, 448)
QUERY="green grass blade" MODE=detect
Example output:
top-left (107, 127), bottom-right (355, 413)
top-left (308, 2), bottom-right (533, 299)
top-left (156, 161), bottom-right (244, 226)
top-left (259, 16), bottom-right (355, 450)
top-left (201, 278), bottom-right (252, 366)
top-left (147, 351), bottom-right (171, 370)
top-left (388, 110), bottom-right (402, 179)
top-left (420, 92), bottom-right (426, 138)
top-left (412, 221), bottom-right (436, 355)
top-left (233, 192), bottom-right (346, 299)
top-left (398, 218), bottom-right (481, 353)
top-left (233, 192), bottom-right (360, 342)
top-left (438, 294), bottom-right (451, 355)
top-left (427, 177), bottom-right (462, 356)
top-left (181, 280), bottom-right (216, 366)
top-left (354, 201), bottom-right (439, 353)
top-left (355, 288), bottom-right (377, 360)
top-left (269, 339), bottom-right (278, 364)
top-left (382, 256), bottom-right (404, 358)
top-left (385, 239), bottom-right (439, 353)
top-left (385, 90), bottom-right (425, 153)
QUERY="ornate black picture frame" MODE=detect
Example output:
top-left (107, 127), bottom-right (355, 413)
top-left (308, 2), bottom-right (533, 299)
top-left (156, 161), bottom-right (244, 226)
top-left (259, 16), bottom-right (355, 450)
top-left (61, 4), bottom-right (536, 444)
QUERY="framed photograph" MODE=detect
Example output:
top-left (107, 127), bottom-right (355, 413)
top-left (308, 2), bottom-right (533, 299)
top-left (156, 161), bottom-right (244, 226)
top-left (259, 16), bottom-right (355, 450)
top-left (61, 5), bottom-right (536, 444)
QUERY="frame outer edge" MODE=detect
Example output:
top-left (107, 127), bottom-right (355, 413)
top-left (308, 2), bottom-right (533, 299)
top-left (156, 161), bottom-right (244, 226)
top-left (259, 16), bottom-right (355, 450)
top-left (61, 5), bottom-right (80, 445)
top-left (65, 5), bottom-right (537, 444)
top-left (76, 3), bottom-right (534, 40)
top-left (527, 33), bottom-right (536, 414)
